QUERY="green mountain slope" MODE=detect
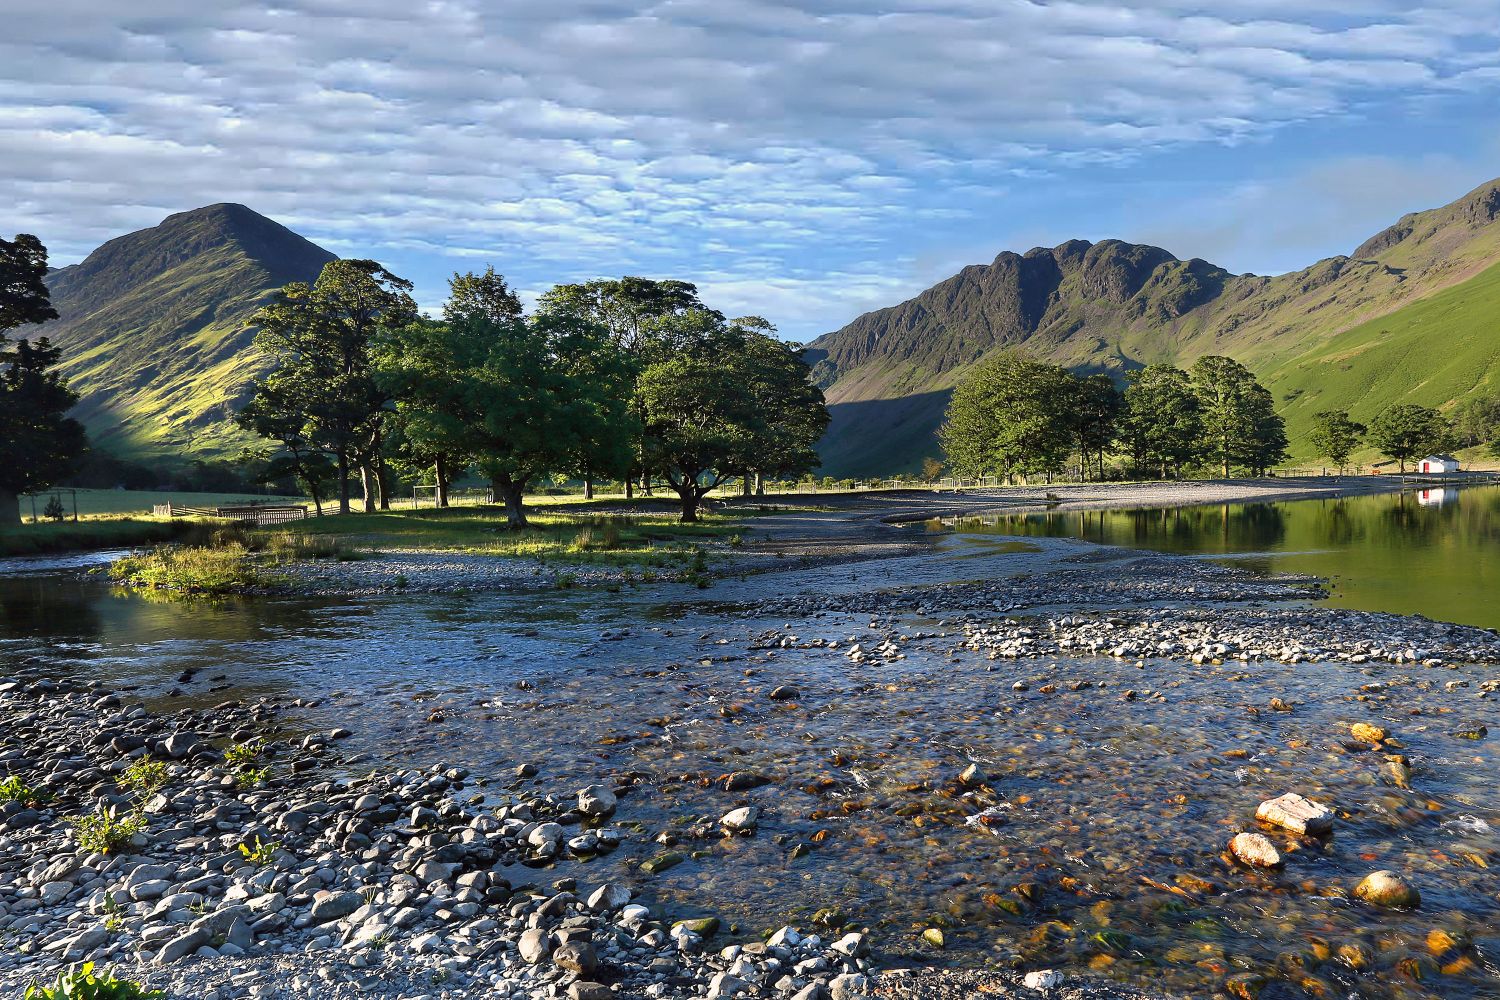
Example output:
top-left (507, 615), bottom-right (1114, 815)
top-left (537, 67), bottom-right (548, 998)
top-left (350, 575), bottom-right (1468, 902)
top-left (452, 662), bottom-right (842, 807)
top-left (1267, 256), bottom-right (1500, 453)
top-left (809, 177), bottom-right (1500, 475)
top-left (38, 204), bottom-right (335, 461)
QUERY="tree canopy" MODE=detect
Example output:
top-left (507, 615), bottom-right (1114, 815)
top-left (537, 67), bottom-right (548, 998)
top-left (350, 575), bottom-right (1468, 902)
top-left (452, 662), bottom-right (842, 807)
top-left (245, 259), bottom-right (418, 513)
top-left (1368, 404), bottom-right (1454, 473)
top-left (1308, 410), bottom-right (1366, 473)
top-left (939, 353), bottom-right (1078, 483)
top-left (1, 234), bottom-right (86, 525)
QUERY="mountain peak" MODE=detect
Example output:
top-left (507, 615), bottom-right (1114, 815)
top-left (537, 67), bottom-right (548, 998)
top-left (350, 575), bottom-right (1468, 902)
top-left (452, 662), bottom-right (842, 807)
top-left (37, 206), bottom-right (336, 461)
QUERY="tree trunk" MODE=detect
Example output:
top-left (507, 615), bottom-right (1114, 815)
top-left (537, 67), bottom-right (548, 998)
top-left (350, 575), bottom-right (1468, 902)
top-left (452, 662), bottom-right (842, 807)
top-left (625, 477), bottom-right (634, 500)
top-left (584, 474), bottom-right (594, 501)
top-left (360, 463), bottom-right (377, 513)
top-left (434, 456), bottom-right (449, 508)
top-left (338, 454), bottom-right (351, 514)
top-left (490, 474), bottom-right (529, 527)
top-left (376, 455), bottom-right (392, 511)
top-left (756, 472), bottom-right (765, 496)
top-left (741, 473), bottom-right (753, 498)
top-left (678, 486), bottom-right (700, 522)
top-left (0, 488), bottom-right (17, 527)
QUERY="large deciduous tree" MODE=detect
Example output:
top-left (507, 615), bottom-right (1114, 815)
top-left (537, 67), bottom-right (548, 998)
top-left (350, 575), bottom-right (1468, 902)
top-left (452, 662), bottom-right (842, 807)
top-left (938, 353), bottom-right (1076, 484)
top-left (1067, 373), bottom-right (1122, 481)
top-left (244, 260), bottom-right (417, 514)
top-left (1368, 404), bottom-right (1453, 473)
top-left (1308, 410), bottom-right (1366, 475)
top-left (537, 278), bottom-right (713, 497)
top-left (463, 309), bottom-right (635, 526)
top-left (639, 322), bottom-right (828, 521)
top-left (0, 234), bottom-right (86, 526)
top-left (1188, 355), bottom-right (1287, 477)
top-left (730, 318), bottom-right (829, 496)
top-left (1118, 364), bottom-right (1202, 479)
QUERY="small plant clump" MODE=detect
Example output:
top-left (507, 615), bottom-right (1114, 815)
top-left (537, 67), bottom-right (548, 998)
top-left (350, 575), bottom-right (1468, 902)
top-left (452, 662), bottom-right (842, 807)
top-left (224, 739), bottom-right (270, 786)
top-left (69, 808), bottom-right (146, 855)
top-left (24, 963), bottom-right (164, 1000)
top-left (0, 775), bottom-right (51, 806)
top-left (108, 543), bottom-right (262, 596)
top-left (238, 834), bottom-right (281, 867)
top-left (117, 758), bottom-right (169, 798)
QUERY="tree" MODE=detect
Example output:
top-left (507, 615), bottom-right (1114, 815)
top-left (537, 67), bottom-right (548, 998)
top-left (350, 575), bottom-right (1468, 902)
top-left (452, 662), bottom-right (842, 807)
top-left (538, 278), bottom-right (715, 497)
top-left (1188, 355), bottom-right (1286, 477)
top-left (445, 266), bottom-right (523, 326)
top-left (0, 234), bottom-right (85, 525)
top-left (938, 353), bottom-right (1076, 484)
top-left (921, 456), bottom-right (944, 484)
top-left (1118, 364), bottom-right (1201, 479)
top-left (460, 309), bottom-right (634, 526)
top-left (1453, 393), bottom-right (1500, 449)
top-left (730, 319), bottom-right (829, 495)
top-left (1, 234), bottom-right (58, 330)
top-left (639, 327), bottom-right (827, 521)
top-left (1067, 373), bottom-right (1121, 480)
top-left (1238, 383), bottom-right (1290, 476)
top-left (1368, 404), bottom-right (1453, 473)
top-left (1308, 410), bottom-right (1366, 475)
top-left (244, 260), bottom-right (417, 513)
top-left (234, 385), bottom-right (334, 514)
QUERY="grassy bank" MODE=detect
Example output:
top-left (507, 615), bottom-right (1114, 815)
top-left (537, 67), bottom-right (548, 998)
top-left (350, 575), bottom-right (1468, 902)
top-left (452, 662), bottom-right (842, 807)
top-left (266, 506), bottom-right (741, 567)
top-left (0, 517), bottom-right (193, 557)
top-left (105, 506), bottom-right (746, 594)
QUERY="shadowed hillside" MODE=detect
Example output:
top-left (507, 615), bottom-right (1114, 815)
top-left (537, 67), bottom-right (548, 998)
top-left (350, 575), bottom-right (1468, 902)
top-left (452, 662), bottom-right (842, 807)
top-left (38, 204), bottom-right (335, 461)
top-left (810, 178), bottom-right (1500, 476)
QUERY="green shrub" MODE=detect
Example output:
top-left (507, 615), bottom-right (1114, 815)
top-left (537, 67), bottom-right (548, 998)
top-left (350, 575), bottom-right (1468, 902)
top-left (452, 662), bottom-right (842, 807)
top-left (108, 543), bottom-right (261, 595)
top-left (25, 963), bottom-right (164, 1000)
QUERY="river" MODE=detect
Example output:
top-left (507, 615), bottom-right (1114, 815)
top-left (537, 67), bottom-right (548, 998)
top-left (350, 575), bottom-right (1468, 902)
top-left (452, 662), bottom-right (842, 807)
top-left (2, 489), bottom-right (1497, 999)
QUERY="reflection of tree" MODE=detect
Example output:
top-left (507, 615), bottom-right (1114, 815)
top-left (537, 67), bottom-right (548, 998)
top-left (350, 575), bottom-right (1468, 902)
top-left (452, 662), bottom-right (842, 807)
top-left (0, 576), bottom-right (103, 640)
top-left (1312, 499), bottom-right (1362, 547)
top-left (1378, 492), bottom-right (1441, 546)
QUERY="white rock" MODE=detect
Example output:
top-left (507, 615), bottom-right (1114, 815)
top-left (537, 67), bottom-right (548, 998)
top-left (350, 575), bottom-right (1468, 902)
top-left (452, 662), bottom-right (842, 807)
top-left (1024, 969), bottom-right (1064, 991)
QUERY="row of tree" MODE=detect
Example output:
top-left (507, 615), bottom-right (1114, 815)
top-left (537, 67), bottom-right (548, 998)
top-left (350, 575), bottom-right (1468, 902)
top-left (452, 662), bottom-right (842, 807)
top-left (237, 262), bottom-right (830, 523)
top-left (940, 353), bottom-right (1289, 482)
top-left (1309, 399), bottom-right (1499, 474)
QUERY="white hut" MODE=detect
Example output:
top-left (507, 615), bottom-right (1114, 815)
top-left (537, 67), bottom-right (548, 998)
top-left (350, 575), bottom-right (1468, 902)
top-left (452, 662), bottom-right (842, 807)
top-left (1417, 455), bottom-right (1460, 474)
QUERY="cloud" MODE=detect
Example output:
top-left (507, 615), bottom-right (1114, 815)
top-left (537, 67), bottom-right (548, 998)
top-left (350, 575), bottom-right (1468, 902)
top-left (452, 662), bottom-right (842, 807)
top-left (1, 0), bottom-right (1498, 337)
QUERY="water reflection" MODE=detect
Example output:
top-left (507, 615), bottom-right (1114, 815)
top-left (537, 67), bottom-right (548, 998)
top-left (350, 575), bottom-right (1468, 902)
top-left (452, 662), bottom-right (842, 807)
top-left (944, 486), bottom-right (1500, 629)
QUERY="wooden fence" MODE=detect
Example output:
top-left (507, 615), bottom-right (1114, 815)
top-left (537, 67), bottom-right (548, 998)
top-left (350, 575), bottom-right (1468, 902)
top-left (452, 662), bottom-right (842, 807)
top-left (152, 502), bottom-right (309, 525)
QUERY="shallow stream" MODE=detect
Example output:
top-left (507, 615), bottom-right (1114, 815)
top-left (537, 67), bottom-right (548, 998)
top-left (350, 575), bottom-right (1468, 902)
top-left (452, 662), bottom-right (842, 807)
top-left (2, 496), bottom-right (1498, 999)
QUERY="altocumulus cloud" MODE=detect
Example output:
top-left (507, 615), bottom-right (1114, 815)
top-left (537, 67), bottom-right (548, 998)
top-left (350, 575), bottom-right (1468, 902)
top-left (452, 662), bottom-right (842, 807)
top-left (3, 0), bottom-right (1498, 336)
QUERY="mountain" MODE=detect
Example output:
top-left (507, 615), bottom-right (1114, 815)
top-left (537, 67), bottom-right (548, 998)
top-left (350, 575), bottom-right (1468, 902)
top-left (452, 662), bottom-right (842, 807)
top-left (808, 178), bottom-right (1500, 475)
top-left (37, 204), bottom-right (336, 462)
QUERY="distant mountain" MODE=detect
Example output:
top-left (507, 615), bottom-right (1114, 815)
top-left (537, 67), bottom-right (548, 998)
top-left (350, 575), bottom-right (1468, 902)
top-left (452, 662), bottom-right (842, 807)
top-left (808, 178), bottom-right (1500, 476)
top-left (37, 204), bottom-right (335, 461)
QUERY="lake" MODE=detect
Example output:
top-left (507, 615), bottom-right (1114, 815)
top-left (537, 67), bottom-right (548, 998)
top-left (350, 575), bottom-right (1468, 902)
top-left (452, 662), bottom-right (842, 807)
top-left (939, 484), bottom-right (1500, 631)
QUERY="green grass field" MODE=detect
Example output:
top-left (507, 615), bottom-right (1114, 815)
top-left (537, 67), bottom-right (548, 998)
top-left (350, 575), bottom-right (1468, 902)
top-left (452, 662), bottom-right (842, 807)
top-left (18, 489), bottom-right (308, 519)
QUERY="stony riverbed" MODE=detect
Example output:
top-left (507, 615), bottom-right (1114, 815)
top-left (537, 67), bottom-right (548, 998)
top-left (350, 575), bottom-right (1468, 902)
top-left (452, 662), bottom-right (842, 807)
top-left (3, 521), bottom-right (1499, 1000)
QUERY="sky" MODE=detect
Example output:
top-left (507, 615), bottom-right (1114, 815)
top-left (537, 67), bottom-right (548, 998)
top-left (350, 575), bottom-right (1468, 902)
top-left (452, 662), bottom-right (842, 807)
top-left (4, 1), bottom-right (1500, 341)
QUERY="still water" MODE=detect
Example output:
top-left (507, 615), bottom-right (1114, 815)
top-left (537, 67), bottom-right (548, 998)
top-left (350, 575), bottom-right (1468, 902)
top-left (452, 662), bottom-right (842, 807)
top-left (1, 498), bottom-right (1497, 999)
top-left (943, 484), bottom-right (1500, 631)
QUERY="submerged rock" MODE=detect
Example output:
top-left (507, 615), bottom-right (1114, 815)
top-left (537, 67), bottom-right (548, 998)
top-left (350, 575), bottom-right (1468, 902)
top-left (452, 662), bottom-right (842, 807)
top-left (1229, 832), bottom-right (1283, 868)
top-left (1353, 870), bottom-right (1421, 908)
